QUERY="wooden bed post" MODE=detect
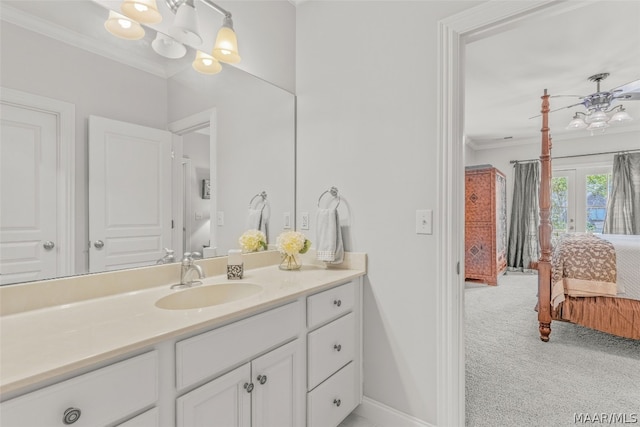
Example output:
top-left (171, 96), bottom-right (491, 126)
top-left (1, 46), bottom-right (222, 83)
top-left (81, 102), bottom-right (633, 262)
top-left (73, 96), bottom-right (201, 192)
top-left (538, 89), bottom-right (552, 342)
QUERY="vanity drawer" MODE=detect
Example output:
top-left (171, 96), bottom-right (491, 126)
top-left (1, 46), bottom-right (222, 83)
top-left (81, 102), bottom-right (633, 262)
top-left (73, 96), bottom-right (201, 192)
top-left (308, 313), bottom-right (355, 390)
top-left (307, 362), bottom-right (357, 427)
top-left (176, 300), bottom-right (302, 390)
top-left (0, 351), bottom-right (158, 427)
top-left (307, 281), bottom-right (354, 329)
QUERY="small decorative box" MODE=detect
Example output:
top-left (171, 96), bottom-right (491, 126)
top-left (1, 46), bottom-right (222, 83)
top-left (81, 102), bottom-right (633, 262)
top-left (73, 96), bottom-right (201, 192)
top-left (227, 263), bottom-right (244, 280)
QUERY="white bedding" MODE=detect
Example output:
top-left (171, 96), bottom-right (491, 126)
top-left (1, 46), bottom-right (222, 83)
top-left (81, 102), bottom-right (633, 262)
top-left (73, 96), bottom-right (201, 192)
top-left (600, 234), bottom-right (640, 301)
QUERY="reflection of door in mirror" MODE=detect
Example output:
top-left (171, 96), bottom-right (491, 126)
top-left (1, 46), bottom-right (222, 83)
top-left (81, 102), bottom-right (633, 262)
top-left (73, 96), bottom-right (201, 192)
top-left (182, 131), bottom-right (211, 255)
top-left (88, 116), bottom-right (172, 272)
top-left (0, 89), bottom-right (74, 285)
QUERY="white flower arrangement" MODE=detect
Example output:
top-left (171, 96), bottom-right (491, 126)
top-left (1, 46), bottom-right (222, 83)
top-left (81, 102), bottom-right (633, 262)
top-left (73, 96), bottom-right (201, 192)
top-left (276, 231), bottom-right (311, 256)
top-left (238, 229), bottom-right (267, 253)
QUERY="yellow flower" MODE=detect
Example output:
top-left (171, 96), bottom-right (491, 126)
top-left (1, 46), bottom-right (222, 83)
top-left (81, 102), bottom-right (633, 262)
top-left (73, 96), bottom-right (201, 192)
top-left (239, 229), bottom-right (267, 252)
top-left (276, 231), bottom-right (310, 256)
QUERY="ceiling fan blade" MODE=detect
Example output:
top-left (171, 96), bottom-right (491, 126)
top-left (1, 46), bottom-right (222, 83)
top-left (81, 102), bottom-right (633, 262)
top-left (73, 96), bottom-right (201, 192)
top-left (610, 78), bottom-right (640, 96)
top-left (528, 102), bottom-right (585, 120)
top-left (614, 92), bottom-right (640, 101)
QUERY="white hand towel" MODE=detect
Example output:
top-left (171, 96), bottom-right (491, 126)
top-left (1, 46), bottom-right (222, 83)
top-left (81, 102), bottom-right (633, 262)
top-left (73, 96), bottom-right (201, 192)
top-left (316, 207), bottom-right (344, 264)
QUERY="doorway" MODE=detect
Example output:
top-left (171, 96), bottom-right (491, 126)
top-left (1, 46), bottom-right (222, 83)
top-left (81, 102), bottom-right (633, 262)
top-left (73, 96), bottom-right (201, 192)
top-left (436, 2), bottom-right (594, 425)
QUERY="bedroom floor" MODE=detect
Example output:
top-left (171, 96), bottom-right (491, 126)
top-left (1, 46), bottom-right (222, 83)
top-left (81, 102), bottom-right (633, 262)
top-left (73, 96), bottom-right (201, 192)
top-left (465, 272), bottom-right (640, 427)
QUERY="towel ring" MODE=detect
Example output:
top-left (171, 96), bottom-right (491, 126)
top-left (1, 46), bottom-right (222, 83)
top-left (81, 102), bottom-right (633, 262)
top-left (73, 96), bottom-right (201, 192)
top-left (318, 186), bottom-right (341, 209)
top-left (249, 191), bottom-right (267, 208)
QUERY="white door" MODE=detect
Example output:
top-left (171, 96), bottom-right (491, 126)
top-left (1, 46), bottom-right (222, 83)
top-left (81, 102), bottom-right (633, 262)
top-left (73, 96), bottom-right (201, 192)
top-left (177, 363), bottom-right (251, 427)
top-left (88, 116), bottom-right (172, 272)
top-left (0, 103), bottom-right (58, 284)
top-left (252, 340), bottom-right (302, 427)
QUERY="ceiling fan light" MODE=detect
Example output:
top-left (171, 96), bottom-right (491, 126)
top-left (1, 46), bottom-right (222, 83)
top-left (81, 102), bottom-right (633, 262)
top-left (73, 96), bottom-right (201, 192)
top-left (587, 120), bottom-right (609, 131)
top-left (608, 109), bottom-right (633, 124)
top-left (105, 10), bottom-right (145, 40)
top-left (567, 114), bottom-right (587, 130)
top-left (588, 109), bottom-right (608, 123)
top-left (192, 50), bottom-right (222, 75)
top-left (212, 17), bottom-right (241, 64)
top-left (169, 1), bottom-right (203, 46)
top-left (151, 32), bottom-right (187, 59)
top-left (121, 0), bottom-right (162, 24)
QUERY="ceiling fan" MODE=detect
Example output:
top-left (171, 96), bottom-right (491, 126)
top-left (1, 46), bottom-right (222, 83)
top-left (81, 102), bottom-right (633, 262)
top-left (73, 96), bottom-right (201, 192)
top-left (533, 73), bottom-right (640, 132)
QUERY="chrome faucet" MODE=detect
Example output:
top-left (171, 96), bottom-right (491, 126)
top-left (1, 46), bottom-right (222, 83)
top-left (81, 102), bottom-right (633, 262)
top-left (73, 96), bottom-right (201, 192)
top-left (172, 252), bottom-right (205, 289)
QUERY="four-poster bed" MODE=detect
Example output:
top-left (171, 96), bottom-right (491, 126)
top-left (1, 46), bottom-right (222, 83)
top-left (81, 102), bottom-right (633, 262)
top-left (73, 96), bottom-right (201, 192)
top-left (536, 90), bottom-right (640, 342)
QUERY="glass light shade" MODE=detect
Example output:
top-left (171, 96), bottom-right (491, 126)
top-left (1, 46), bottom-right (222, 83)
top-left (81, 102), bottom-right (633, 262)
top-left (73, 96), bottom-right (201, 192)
top-left (588, 110), bottom-right (608, 123)
top-left (121, 0), bottom-right (162, 24)
top-left (608, 109), bottom-right (633, 124)
top-left (104, 10), bottom-right (145, 40)
top-left (169, 2), bottom-right (203, 46)
top-left (192, 51), bottom-right (222, 75)
top-left (212, 18), bottom-right (241, 64)
top-left (566, 116), bottom-right (587, 130)
top-left (151, 33), bottom-right (186, 59)
top-left (587, 120), bottom-right (609, 131)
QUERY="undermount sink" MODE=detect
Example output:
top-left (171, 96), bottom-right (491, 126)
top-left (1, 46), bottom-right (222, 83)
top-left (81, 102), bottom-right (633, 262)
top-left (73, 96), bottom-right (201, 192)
top-left (156, 283), bottom-right (263, 310)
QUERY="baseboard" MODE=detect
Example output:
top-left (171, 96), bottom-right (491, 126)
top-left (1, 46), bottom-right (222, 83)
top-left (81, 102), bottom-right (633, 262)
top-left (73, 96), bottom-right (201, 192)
top-left (353, 396), bottom-right (436, 427)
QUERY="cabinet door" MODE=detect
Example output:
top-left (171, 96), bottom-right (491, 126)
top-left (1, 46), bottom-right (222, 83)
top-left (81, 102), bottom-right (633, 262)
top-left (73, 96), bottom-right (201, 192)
top-left (252, 340), bottom-right (302, 427)
top-left (465, 223), bottom-right (493, 278)
top-left (177, 364), bottom-right (251, 427)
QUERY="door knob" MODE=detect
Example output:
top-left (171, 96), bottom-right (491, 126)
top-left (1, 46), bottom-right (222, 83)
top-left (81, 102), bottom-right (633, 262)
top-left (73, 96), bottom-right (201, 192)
top-left (43, 241), bottom-right (55, 250)
top-left (94, 240), bottom-right (105, 249)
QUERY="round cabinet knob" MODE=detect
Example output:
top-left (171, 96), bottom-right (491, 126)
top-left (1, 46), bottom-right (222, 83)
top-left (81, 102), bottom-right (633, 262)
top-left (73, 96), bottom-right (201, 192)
top-left (244, 382), bottom-right (254, 393)
top-left (43, 241), bottom-right (55, 250)
top-left (257, 374), bottom-right (268, 385)
top-left (333, 299), bottom-right (342, 307)
top-left (94, 240), bottom-right (104, 249)
top-left (334, 344), bottom-right (342, 352)
top-left (62, 408), bottom-right (81, 425)
top-left (333, 398), bottom-right (342, 407)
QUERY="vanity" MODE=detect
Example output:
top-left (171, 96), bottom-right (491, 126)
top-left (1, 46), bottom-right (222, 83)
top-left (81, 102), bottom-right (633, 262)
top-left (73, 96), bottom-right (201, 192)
top-left (0, 251), bottom-right (366, 427)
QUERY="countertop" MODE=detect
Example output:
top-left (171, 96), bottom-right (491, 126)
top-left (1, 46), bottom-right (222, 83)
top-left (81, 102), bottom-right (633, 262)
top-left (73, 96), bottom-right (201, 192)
top-left (0, 255), bottom-right (366, 397)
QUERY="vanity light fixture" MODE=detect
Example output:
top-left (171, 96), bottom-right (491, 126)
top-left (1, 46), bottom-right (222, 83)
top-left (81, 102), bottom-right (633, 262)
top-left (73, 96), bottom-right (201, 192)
top-left (121, 0), bottom-right (162, 24)
top-left (104, 10), bottom-right (145, 40)
top-left (152, 32), bottom-right (187, 59)
top-left (105, 0), bottom-right (241, 75)
top-left (192, 50), bottom-right (222, 74)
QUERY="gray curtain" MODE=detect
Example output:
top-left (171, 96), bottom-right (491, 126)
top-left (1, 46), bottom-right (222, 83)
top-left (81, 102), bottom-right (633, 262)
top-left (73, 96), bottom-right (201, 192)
top-left (603, 152), bottom-right (640, 235)
top-left (507, 161), bottom-right (540, 271)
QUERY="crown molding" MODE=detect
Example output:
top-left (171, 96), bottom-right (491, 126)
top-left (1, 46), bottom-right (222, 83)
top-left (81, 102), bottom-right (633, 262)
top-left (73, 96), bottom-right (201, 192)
top-left (0, 4), bottom-right (171, 79)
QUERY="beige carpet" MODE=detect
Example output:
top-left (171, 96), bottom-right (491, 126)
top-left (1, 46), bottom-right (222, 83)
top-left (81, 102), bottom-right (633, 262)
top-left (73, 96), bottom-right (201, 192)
top-left (465, 272), bottom-right (640, 427)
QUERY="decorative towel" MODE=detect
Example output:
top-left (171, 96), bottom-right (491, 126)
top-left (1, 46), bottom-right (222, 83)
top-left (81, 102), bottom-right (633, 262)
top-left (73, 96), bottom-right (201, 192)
top-left (247, 205), bottom-right (268, 243)
top-left (316, 207), bottom-right (344, 264)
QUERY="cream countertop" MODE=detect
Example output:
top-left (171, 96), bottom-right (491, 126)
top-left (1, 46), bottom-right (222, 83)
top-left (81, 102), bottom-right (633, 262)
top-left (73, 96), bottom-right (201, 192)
top-left (0, 251), bottom-right (366, 397)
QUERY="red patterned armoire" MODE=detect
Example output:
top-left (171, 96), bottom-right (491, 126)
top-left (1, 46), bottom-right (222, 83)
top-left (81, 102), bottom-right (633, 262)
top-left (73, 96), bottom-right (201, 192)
top-left (465, 165), bottom-right (507, 286)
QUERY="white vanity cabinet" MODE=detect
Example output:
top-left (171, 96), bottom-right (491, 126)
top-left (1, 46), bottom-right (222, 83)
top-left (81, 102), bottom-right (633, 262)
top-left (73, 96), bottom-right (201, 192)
top-left (306, 281), bottom-right (361, 427)
top-left (0, 351), bottom-right (158, 427)
top-left (175, 301), bottom-right (304, 427)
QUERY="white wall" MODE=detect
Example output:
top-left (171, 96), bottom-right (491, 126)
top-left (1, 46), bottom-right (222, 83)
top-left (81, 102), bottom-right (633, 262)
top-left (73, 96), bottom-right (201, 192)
top-left (296, 1), bottom-right (479, 424)
top-left (0, 22), bottom-right (168, 273)
top-left (467, 131), bottom-right (640, 238)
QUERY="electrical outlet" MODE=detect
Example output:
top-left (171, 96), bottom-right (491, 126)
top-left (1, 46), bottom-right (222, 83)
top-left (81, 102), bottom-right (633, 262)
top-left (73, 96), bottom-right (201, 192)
top-left (283, 212), bottom-right (291, 229)
top-left (416, 209), bottom-right (433, 235)
top-left (217, 211), bottom-right (224, 226)
top-left (301, 212), bottom-right (310, 230)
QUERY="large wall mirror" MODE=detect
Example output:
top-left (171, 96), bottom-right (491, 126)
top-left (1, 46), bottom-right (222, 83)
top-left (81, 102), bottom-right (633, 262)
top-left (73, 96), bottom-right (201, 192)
top-left (0, 1), bottom-right (295, 285)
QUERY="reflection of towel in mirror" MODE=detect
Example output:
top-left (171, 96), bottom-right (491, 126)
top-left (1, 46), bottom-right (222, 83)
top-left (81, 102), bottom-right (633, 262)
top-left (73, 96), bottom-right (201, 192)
top-left (316, 207), bottom-right (344, 264)
top-left (247, 206), bottom-right (268, 243)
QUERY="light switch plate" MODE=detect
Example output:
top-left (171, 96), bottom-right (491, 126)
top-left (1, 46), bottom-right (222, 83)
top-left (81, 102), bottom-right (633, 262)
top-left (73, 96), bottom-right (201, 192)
top-left (283, 212), bottom-right (291, 229)
top-left (217, 211), bottom-right (224, 226)
top-left (416, 209), bottom-right (433, 234)
top-left (301, 212), bottom-right (309, 230)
